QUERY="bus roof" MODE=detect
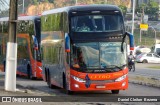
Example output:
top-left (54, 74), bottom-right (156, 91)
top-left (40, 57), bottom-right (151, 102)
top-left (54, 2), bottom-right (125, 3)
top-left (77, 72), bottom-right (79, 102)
top-left (42, 4), bottom-right (121, 16)
top-left (0, 15), bottom-right (40, 22)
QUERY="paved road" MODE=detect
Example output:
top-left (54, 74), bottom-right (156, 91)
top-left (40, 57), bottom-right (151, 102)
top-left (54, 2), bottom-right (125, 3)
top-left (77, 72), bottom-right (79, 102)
top-left (129, 63), bottom-right (160, 78)
top-left (16, 76), bottom-right (160, 97)
top-left (1, 65), bottom-right (160, 105)
top-left (1, 63), bottom-right (159, 97)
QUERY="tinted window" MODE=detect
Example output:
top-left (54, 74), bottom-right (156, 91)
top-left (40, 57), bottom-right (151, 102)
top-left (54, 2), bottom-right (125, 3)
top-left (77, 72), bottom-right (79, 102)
top-left (0, 22), bottom-right (8, 65)
top-left (41, 13), bottom-right (63, 31)
top-left (35, 19), bottom-right (41, 44)
top-left (17, 38), bottom-right (29, 60)
top-left (71, 15), bottom-right (124, 32)
top-left (3, 22), bottom-right (8, 33)
top-left (0, 22), bottom-right (2, 33)
top-left (30, 36), bottom-right (41, 62)
top-left (42, 45), bottom-right (59, 64)
top-left (156, 48), bottom-right (160, 56)
top-left (71, 42), bottom-right (127, 72)
top-left (146, 54), bottom-right (152, 57)
top-left (153, 54), bottom-right (160, 58)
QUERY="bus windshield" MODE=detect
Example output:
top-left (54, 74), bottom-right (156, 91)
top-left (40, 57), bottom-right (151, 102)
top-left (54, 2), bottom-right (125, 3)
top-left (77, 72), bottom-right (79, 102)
top-left (71, 15), bottom-right (124, 32)
top-left (71, 42), bottom-right (127, 72)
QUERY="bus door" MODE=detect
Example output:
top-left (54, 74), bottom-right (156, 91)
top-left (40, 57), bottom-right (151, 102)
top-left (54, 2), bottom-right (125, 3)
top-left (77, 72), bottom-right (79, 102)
top-left (34, 18), bottom-right (41, 47)
top-left (31, 35), bottom-right (40, 76)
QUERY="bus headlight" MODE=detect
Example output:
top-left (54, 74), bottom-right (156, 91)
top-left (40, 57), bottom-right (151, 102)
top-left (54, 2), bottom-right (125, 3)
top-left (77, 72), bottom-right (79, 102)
top-left (38, 66), bottom-right (42, 71)
top-left (71, 75), bottom-right (86, 83)
top-left (115, 74), bottom-right (127, 82)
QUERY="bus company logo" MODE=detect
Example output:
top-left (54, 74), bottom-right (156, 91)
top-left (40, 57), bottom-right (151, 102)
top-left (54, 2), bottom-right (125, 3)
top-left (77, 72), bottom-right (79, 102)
top-left (2, 97), bottom-right (11, 102)
top-left (85, 74), bottom-right (91, 88)
top-left (90, 75), bottom-right (111, 79)
top-left (113, 73), bottom-right (123, 76)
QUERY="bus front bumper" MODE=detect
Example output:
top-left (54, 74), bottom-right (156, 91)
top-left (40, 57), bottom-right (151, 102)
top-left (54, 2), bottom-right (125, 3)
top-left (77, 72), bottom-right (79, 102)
top-left (70, 77), bottom-right (128, 91)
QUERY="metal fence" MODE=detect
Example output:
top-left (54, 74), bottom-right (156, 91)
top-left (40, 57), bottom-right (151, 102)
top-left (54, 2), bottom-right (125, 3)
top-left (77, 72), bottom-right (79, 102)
top-left (126, 25), bottom-right (160, 47)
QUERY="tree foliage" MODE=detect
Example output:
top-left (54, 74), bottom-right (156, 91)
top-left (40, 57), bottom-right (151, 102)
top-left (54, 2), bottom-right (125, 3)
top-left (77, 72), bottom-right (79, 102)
top-left (0, 0), bottom-right (131, 17)
top-left (146, 0), bottom-right (159, 15)
top-left (118, 5), bottom-right (127, 15)
top-left (136, 0), bottom-right (159, 20)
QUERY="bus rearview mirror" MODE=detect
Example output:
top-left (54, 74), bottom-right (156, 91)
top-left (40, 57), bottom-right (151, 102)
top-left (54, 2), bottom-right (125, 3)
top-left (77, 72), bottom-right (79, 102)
top-left (125, 32), bottom-right (134, 50)
top-left (65, 33), bottom-right (70, 52)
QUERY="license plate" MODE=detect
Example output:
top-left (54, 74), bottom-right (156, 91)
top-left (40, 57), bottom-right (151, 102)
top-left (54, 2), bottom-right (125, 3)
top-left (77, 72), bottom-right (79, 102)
top-left (96, 85), bottom-right (106, 88)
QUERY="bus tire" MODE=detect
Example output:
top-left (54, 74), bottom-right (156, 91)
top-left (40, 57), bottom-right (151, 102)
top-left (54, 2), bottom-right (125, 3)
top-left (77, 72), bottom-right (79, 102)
top-left (27, 65), bottom-right (36, 80)
top-left (47, 71), bottom-right (55, 89)
top-left (63, 73), bottom-right (74, 95)
top-left (111, 90), bottom-right (119, 94)
top-left (27, 65), bottom-right (31, 79)
top-left (66, 90), bottom-right (74, 95)
top-left (45, 69), bottom-right (48, 82)
top-left (16, 74), bottom-right (20, 77)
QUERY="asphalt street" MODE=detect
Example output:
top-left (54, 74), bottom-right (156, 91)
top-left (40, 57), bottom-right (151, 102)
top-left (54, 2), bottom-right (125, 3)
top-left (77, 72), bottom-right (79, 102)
top-left (129, 63), bottom-right (160, 79)
top-left (0, 63), bottom-right (160, 105)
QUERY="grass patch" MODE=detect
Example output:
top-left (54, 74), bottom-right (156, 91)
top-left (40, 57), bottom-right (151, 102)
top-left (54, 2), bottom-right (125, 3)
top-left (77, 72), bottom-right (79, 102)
top-left (129, 75), bottom-right (160, 88)
top-left (134, 29), bottom-right (155, 47)
top-left (148, 66), bottom-right (160, 69)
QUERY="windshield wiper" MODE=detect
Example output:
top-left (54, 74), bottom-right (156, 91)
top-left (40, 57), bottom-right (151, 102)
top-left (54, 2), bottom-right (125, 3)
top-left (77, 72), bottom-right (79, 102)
top-left (107, 65), bottom-right (122, 70)
top-left (106, 64), bottom-right (127, 71)
top-left (121, 33), bottom-right (127, 52)
top-left (78, 64), bottom-right (126, 73)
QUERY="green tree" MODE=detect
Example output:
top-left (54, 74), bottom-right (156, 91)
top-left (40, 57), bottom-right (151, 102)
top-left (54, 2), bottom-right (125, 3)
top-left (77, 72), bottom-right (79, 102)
top-left (146, 0), bottom-right (159, 20)
top-left (135, 3), bottom-right (147, 13)
top-left (136, 0), bottom-right (159, 20)
top-left (118, 5), bottom-right (127, 16)
top-left (33, 0), bottom-right (38, 5)
top-left (48, 0), bottom-right (54, 3)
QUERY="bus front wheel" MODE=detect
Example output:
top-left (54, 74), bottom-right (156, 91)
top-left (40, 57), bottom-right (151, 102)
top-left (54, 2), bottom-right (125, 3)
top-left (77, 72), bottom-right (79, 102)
top-left (27, 65), bottom-right (36, 80)
top-left (63, 73), bottom-right (74, 95)
top-left (111, 90), bottom-right (119, 94)
top-left (27, 65), bottom-right (31, 79)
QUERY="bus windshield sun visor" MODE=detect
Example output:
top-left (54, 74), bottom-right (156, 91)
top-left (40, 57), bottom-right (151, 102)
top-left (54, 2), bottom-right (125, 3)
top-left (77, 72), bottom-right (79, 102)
top-left (70, 31), bottom-right (123, 42)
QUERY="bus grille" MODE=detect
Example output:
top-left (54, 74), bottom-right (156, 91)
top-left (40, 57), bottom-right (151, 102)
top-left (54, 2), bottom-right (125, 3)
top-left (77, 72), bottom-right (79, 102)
top-left (90, 80), bottom-right (115, 84)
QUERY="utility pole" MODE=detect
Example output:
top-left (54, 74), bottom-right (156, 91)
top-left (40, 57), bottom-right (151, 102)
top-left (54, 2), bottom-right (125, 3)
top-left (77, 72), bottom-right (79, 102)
top-left (5, 0), bottom-right (18, 92)
top-left (22, 0), bottom-right (24, 14)
top-left (140, 7), bottom-right (144, 43)
top-left (75, 0), bottom-right (78, 5)
top-left (131, 0), bottom-right (136, 35)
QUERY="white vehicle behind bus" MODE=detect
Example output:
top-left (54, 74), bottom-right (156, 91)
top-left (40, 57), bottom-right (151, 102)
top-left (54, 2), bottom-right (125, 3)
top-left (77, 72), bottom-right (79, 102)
top-left (151, 44), bottom-right (160, 56)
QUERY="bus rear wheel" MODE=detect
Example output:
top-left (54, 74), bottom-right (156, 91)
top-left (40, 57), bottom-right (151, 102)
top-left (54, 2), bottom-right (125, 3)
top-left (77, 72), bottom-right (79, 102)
top-left (111, 90), bottom-right (119, 94)
top-left (47, 71), bottom-right (55, 89)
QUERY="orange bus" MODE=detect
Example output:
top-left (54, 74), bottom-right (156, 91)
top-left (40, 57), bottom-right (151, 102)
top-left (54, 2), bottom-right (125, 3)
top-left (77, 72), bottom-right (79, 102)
top-left (41, 5), bottom-right (134, 94)
top-left (0, 16), bottom-right (42, 79)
